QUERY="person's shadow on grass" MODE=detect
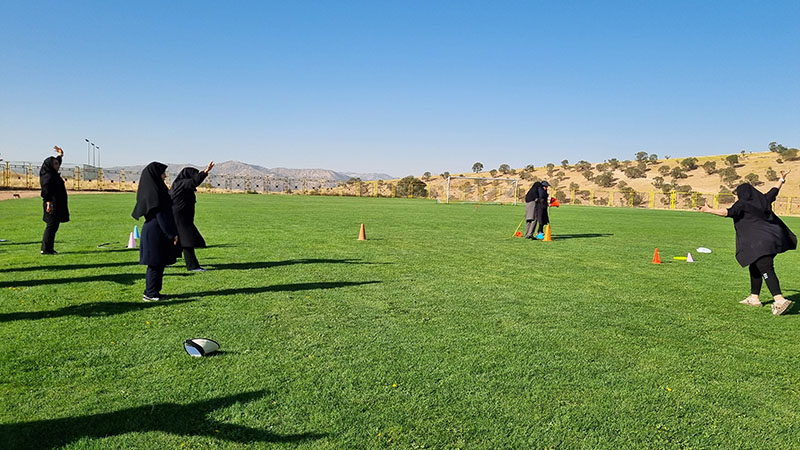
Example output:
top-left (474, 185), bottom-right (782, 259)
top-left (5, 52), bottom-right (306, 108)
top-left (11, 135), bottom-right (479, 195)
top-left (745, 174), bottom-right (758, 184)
top-left (207, 258), bottom-right (390, 271)
top-left (0, 272), bottom-right (192, 289)
top-left (171, 280), bottom-right (381, 299)
top-left (0, 390), bottom-right (326, 449)
top-left (0, 299), bottom-right (196, 323)
top-left (1, 260), bottom-right (140, 273)
top-left (550, 233), bottom-right (614, 240)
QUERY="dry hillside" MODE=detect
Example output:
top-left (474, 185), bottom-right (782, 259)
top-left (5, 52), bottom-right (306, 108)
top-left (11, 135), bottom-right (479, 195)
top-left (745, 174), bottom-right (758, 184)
top-left (421, 150), bottom-right (800, 198)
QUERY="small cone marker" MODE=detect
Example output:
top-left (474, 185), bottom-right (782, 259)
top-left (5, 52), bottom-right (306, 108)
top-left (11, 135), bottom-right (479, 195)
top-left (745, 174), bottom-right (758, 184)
top-left (652, 248), bottom-right (661, 264)
top-left (127, 232), bottom-right (137, 249)
top-left (543, 224), bottom-right (552, 242)
top-left (133, 225), bottom-right (140, 239)
top-left (686, 252), bottom-right (694, 262)
top-left (357, 223), bottom-right (367, 241)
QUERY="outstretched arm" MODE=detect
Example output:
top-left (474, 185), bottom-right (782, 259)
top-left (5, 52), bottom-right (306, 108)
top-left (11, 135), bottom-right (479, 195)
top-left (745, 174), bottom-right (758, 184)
top-left (697, 203), bottom-right (728, 217)
top-left (774, 170), bottom-right (790, 191)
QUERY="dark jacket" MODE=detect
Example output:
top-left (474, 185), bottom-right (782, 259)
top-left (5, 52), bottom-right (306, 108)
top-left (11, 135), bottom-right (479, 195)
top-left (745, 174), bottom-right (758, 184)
top-left (133, 162), bottom-right (179, 266)
top-left (170, 168), bottom-right (208, 248)
top-left (40, 156), bottom-right (70, 223)
top-left (727, 184), bottom-right (797, 267)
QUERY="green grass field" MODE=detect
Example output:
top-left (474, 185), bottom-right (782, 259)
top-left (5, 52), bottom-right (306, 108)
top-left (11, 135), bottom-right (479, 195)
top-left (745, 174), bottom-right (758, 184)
top-left (2, 194), bottom-right (799, 449)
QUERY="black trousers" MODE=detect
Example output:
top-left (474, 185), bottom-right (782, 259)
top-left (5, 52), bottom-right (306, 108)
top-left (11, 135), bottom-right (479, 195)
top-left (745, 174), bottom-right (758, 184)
top-left (183, 247), bottom-right (200, 270)
top-left (145, 265), bottom-right (165, 297)
top-left (749, 254), bottom-right (782, 296)
top-left (41, 220), bottom-right (60, 253)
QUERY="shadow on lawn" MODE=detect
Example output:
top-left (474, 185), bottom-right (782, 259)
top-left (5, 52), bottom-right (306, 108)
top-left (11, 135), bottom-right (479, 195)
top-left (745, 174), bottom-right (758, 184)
top-left (1, 390), bottom-right (326, 449)
top-left (1, 260), bottom-right (139, 273)
top-left (0, 272), bottom-right (191, 289)
top-left (551, 233), bottom-right (614, 240)
top-left (172, 280), bottom-right (381, 299)
top-left (208, 258), bottom-right (390, 271)
top-left (0, 299), bottom-right (196, 323)
top-left (0, 240), bottom-right (40, 246)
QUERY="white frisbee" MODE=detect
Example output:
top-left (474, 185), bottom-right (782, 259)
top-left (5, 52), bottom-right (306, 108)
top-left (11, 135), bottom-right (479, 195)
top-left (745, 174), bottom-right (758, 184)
top-left (696, 247), bottom-right (712, 254)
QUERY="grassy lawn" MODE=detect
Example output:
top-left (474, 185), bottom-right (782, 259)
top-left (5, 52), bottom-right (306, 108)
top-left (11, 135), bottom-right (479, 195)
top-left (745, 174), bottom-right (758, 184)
top-left (1, 193), bottom-right (799, 449)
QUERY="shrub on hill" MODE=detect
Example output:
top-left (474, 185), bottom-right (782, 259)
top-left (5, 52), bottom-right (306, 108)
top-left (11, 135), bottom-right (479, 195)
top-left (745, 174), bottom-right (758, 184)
top-left (396, 176), bottom-right (427, 197)
top-left (744, 173), bottom-right (763, 186)
top-left (702, 161), bottom-right (717, 175)
top-left (658, 166), bottom-right (671, 176)
top-left (670, 167), bottom-right (688, 179)
top-left (595, 171), bottom-right (616, 187)
top-left (624, 166), bottom-right (646, 179)
top-left (680, 157), bottom-right (698, 170)
top-left (725, 154), bottom-right (739, 166)
top-left (766, 167), bottom-right (779, 181)
top-left (561, 160), bottom-right (569, 169)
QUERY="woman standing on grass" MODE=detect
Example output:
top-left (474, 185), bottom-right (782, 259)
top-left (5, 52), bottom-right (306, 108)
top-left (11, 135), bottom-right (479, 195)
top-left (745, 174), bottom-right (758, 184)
top-left (698, 171), bottom-right (796, 315)
top-left (39, 146), bottom-right (69, 255)
top-left (524, 181), bottom-right (542, 239)
top-left (132, 162), bottom-right (179, 302)
top-left (170, 161), bottom-right (214, 271)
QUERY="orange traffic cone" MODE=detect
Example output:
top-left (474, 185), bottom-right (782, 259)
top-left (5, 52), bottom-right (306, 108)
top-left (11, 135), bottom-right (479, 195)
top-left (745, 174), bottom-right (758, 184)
top-left (357, 223), bottom-right (367, 241)
top-left (652, 248), bottom-right (661, 264)
top-left (543, 224), bottom-right (552, 241)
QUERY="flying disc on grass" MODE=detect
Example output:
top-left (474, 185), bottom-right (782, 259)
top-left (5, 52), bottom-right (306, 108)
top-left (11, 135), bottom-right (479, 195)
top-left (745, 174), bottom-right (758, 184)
top-left (697, 247), bottom-right (712, 254)
top-left (184, 338), bottom-right (220, 357)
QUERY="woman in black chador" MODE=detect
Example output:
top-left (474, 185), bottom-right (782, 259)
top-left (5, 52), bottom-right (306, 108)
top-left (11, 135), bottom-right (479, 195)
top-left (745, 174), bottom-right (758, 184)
top-left (524, 181), bottom-right (542, 239)
top-left (170, 161), bottom-right (214, 271)
top-left (524, 181), bottom-right (550, 239)
top-left (699, 171), bottom-right (796, 315)
top-left (132, 162), bottom-right (179, 302)
top-left (39, 146), bottom-right (69, 254)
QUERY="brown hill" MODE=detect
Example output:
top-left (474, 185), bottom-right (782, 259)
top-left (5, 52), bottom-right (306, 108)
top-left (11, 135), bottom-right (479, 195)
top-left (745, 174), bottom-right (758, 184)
top-left (421, 151), bottom-right (800, 198)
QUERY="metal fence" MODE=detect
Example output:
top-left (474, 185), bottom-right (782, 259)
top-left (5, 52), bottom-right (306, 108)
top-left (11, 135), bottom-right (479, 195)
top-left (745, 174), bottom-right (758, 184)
top-left (5, 162), bottom-right (800, 214)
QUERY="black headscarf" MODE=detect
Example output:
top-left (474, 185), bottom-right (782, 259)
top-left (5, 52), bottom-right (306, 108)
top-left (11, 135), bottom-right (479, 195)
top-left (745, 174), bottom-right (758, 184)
top-left (170, 167), bottom-right (201, 210)
top-left (132, 162), bottom-right (171, 220)
top-left (733, 183), bottom-right (769, 217)
top-left (525, 182), bottom-right (542, 202)
top-left (40, 155), bottom-right (70, 222)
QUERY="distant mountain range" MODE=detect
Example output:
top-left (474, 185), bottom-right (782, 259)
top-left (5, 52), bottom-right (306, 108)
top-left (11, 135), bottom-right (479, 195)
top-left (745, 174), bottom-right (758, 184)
top-left (105, 161), bottom-right (394, 181)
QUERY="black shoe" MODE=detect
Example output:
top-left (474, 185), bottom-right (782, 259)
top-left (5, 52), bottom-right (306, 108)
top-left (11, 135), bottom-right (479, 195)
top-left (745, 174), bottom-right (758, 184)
top-left (143, 294), bottom-right (162, 302)
top-left (40, 250), bottom-right (57, 255)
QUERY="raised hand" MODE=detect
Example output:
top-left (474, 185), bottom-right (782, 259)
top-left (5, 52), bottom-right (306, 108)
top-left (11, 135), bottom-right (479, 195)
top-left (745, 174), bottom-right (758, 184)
top-left (54, 146), bottom-right (64, 157)
top-left (204, 161), bottom-right (215, 173)
top-left (780, 170), bottom-right (791, 179)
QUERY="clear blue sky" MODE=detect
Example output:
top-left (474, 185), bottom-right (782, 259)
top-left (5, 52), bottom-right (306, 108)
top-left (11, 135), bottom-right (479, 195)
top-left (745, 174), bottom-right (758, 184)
top-left (1, 1), bottom-right (798, 177)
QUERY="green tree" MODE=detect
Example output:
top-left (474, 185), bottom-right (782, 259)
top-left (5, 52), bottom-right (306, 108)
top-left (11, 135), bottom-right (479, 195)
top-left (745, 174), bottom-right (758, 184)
top-left (670, 167), bottom-right (688, 179)
top-left (651, 176), bottom-right (664, 189)
top-left (575, 160), bottom-right (592, 171)
top-left (396, 176), bottom-right (428, 197)
top-left (472, 162), bottom-right (484, 173)
top-left (744, 173), bottom-right (762, 186)
top-left (422, 172), bottom-right (432, 181)
top-left (658, 165), bottom-right (671, 176)
top-left (648, 154), bottom-right (659, 164)
top-left (524, 164), bottom-right (535, 172)
top-left (546, 163), bottom-right (556, 177)
top-left (607, 158), bottom-right (620, 169)
top-left (680, 157), bottom-right (698, 170)
top-left (561, 160), bottom-right (569, 168)
top-left (594, 171), bottom-right (616, 187)
top-left (440, 171), bottom-right (450, 178)
top-left (623, 167), bottom-right (646, 178)
top-left (725, 154), bottom-right (739, 166)
top-left (766, 167), bottom-right (779, 181)
top-left (489, 169), bottom-right (498, 177)
top-left (499, 164), bottom-right (511, 174)
top-left (635, 151), bottom-right (649, 162)
top-left (702, 161), bottom-right (717, 175)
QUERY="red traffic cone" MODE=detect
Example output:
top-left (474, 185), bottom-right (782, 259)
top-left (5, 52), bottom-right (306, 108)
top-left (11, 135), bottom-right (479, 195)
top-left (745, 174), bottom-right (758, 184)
top-left (357, 224), bottom-right (367, 241)
top-left (652, 248), bottom-right (661, 264)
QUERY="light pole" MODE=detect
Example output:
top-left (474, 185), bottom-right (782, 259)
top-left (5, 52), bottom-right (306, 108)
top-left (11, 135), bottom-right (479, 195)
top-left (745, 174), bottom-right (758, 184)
top-left (91, 142), bottom-right (96, 166)
top-left (96, 146), bottom-right (100, 167)
top-left (85, 139), bottom-right (90, 165)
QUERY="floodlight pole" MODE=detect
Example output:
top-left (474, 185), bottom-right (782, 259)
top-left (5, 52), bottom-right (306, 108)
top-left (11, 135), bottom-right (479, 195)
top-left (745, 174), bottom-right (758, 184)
top-left (446, 176), bottom-right (451, 204)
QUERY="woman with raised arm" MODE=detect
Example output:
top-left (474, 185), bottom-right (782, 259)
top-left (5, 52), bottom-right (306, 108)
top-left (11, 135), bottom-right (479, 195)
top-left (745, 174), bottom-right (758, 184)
top-left (170, 161), bottom-right (214, 271)
top-left (132, 162), bottom-right (179, 302)
top-left (524, 181), bottom-right (542, 239)
top-left (39, 146), bottom-right (70, 254)
top-left (697, 170), bottom-right (796, 315)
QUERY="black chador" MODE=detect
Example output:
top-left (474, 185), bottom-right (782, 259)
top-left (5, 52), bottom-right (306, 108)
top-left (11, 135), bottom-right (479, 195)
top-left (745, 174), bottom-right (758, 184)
top-left (132, 162), bottom-right (179, 301)
top-left (170, 167), bottom-right (208, 270)
top-left (728, 183), bottom-right (796, 267)
top-left (40, 155), bottom-right (69, 254)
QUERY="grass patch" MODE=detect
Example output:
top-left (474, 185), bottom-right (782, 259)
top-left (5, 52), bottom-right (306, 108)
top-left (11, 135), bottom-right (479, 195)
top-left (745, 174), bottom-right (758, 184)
top-left (2, 194), bottom-right (800, 448)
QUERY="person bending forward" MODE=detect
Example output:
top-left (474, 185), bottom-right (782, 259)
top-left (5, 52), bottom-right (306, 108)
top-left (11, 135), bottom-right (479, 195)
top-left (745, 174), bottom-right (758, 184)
top-left (698, 171), bottom-right (796, 315)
